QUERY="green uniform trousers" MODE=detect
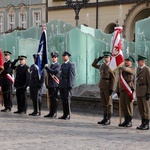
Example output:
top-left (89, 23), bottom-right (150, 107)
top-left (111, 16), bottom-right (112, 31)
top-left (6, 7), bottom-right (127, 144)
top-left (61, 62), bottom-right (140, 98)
top-left (137, 97), bottom-right (150, 120)
top-left (120, 90), bottom-right (133, 117)
top-left (100, 89), bottom-right (113, 114)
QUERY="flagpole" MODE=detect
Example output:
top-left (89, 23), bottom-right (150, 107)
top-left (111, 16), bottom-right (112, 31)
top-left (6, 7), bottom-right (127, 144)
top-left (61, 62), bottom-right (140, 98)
top-left (119, 97), bottom-right (122, 124)
top-left (46, 73), bottom-right (50, 109)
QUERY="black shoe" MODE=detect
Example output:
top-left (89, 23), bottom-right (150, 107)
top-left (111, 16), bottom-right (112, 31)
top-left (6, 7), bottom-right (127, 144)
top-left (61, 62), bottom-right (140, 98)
top-left (103, 119), bottom-right (111, 125)
top-left (64, 115), bottom-right (70, 120)
top-left (97, 118), bottom-right (106, 124)
top-left (137, 123), bottom-right (149, 130)
top-left (1, 108), bottom-right (11, 112)
top-left (50, 113), bottom-right (57, 119)
top-left (29, 112), bottom-right (38, 116)
top-left (118, 121), bottom-right (127, 127)
top-left (14, 110), bottom-right (21, 114)
top-left (126, 122), bottom-right (132, 127)
top-left (136, 123), bottom-right (144, 130)
top-left (58, 115), bottom-right (66, 119)
top-left (37, 112), bottom-right (41, 116)
top-left (20, 111), bottom-right (26, 114)
top-left (44, 113), bottom-right (52, 117)
top-left (141, 124), bottom-right (149, 130)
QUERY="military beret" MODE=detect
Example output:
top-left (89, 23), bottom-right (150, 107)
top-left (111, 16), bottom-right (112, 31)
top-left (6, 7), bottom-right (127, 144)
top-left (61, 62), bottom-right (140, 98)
top-left (51, 51), bottom-right (59, 58)
top-left (62, 51), bottom-right (71, 57)
top-left (33, 54), bottom-right (37, 59)
top-left (103, 51), bottom-right (111, 57)
top-left (125, 56), bottom-right (135, 63)
top-left (18, 55), bottom-right (27, 60)
top-left (4, 51), bottom-right (11, 55)
top-left (137, 55), bottom-right (147, 61)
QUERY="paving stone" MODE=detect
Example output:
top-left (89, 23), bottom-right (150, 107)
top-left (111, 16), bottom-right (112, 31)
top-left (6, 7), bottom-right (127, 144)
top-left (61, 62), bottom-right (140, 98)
top-left (0, 105), bottom-right (149, 150)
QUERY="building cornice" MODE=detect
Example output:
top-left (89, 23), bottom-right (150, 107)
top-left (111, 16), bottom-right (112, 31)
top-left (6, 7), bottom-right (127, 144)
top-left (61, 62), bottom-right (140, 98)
top-left (47, 0), bottom-right (138, 10)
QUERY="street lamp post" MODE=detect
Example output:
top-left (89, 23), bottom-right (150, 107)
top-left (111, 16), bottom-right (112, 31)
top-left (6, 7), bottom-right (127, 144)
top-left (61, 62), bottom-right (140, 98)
top-left (66, 0), bottom-right (89, 26)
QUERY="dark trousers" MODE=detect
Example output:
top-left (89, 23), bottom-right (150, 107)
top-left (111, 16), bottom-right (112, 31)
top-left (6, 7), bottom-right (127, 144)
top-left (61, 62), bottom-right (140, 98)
top-left (16, 88), bottom-right (27, 112)
top-left (48, 87), bottom-right (58, 114)
top-left (59, 88), bottom-right (71, 116)
top-left (1, 85), bottom-right (12, 109)
top-left (30, 87), bottom-right (38, 112)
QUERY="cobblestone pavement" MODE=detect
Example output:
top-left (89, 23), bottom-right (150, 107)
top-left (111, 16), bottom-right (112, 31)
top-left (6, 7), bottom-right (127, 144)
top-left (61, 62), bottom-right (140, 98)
top-left (0, 106), bottom-right (149, 150)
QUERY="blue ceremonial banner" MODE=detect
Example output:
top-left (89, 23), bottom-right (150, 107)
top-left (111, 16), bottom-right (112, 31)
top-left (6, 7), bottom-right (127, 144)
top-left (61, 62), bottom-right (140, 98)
top-left (35, 30), bottom-right (48, 77)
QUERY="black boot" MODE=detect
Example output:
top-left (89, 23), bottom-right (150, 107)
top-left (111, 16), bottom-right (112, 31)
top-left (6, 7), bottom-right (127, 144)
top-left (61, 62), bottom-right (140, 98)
top-left (118, 116), bottom-right (128, 127)
top-left (137, 118), bottom-right (145, 130)
top-left (140, 119), bottom-right (149, 130)
top-left (126, 116), bottom-right (132, 127)
top-left (103, 113), bottom-right (111, 125)
top-left (97, 113), bottom-right (107, 124)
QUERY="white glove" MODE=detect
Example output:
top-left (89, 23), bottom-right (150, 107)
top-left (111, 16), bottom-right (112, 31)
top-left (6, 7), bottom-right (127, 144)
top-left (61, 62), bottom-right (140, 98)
top-left (45, 64), bottom-right (48, 68)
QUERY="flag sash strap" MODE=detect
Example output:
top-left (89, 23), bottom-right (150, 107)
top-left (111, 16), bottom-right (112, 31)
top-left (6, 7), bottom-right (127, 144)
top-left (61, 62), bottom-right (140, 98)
top-left (6, 74), bottom-right (14, 83)
top-left (120, 72), bottom-right (133, 100)
top-left (50, 73), bottom-right (59, 84)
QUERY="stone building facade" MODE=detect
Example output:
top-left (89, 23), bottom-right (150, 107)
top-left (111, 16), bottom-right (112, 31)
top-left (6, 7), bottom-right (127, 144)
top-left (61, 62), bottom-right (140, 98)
top-left (0, 0), bottom-right (46, 33)
top-left (47, 0), bottom-right (150, 41)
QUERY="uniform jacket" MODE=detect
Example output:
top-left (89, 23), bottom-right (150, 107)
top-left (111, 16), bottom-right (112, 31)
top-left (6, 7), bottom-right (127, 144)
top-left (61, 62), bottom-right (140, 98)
top-left (12, 64), bottom-right (30, 89)
top-left (136, 66), bottom-right (150, 97)
top-left (0, 60), bottom-right (13, 86)
top-left (29, 64), bottom-right (45, 88)
top-left (92, 59), bottom-right (115, 90)
top-left (118, 66), bottom-right (135, 92)
top-left (59, 61), bottom-right (75, 88)
top-left (45, 62), bottom-right (60, 88)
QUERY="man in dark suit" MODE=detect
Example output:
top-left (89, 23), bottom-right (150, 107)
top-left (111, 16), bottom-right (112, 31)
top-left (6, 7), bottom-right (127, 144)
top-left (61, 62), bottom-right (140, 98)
top-left (0, 51), bottom-right (13, 112)
top-left (29, 54), bottom-right (45, 116)
top-left (11, 55), bottom-right (30, 114)
top-left (58, 51), bottom-right (75, 120)
top-left (44, 51), bottom-right (60, 118)
top-left (136, 55), bottom-right (150, 130)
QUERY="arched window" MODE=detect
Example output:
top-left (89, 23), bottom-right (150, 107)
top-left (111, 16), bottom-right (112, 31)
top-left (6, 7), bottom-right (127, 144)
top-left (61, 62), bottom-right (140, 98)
top-left (34, 12), bottom-right (41, 27)
top-left (20, 13), bottom-right (26, 29)
top-left (9, 14), bottom-right (15, 30)
top-left (105, 23), bottom-right (117, 34)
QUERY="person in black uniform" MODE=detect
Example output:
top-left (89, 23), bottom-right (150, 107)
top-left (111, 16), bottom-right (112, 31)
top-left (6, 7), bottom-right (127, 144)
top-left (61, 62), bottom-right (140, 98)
top-left (29, 54), bottom-right (45, 116)
top-left (11, 55), bottom-right (30, 114)
top-left (44, 51), bottom-right (61, 118)
top-left (58, 51), bottom-right (75, 120)
top-left (0, 51), bottom-right (13, 112)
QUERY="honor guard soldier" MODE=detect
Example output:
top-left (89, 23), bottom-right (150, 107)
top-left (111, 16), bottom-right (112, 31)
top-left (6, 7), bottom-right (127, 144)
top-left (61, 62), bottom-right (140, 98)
top-left (117, 56), bottom-right (135, 127)
top-left (44, 51), bottom-right (60, 118)
top-left (136, 55), bottom-right (150, 130)
top-left (0, 51), bottom-right (13, 112)
top-left (11, 55), bottom-right (30, 114)
top-left (29, 54), bottom-right (45, 116)
top-left (58, 51), bottom-right (75, 120)
top-left (92, 51), bottom-right (116, 125)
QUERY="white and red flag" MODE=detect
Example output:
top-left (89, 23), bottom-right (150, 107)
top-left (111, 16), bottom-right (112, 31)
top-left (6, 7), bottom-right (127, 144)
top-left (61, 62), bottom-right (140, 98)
top-left (109, 26), bottom-right (124, 72)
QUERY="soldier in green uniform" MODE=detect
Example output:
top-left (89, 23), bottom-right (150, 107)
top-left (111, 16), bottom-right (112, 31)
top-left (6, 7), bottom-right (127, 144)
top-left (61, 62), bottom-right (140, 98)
top-left (117, 56), bottom-right (135, 127)
top-left (92, 51), bottom-right (116, 125)
top-left (136, 55), bottom-right (150, 130)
